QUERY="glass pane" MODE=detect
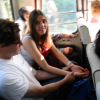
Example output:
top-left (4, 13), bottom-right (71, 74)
top-left (49, 23), bottom-right (77, 34)
top-left (42, 0), bottom-right (77, 14)
top-left (0, 0), bottom-right (13, 20)
top-left (47, 13), bottom-right (77, 24)
top-left (42, 0), bottom-right (77, 33)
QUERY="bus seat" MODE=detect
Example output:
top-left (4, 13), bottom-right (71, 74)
top-left (86, 43), bottom-right (100, 100)
top-left (77, 16), bottom-right (91, 45)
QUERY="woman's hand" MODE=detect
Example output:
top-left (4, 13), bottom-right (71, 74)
top-left (70, 65), bottom-right (90, 78)
top-left (63, 47), bottom-right (73, 54)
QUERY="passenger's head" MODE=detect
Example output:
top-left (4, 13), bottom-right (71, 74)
top-left (0, 19), bottom-right (23, 57)
top-left (94, 30), bottom-right (100, 58)
top-left (19, 6), bottom-right (34, 22)
top-left (91, 0), bottom-right (100, 16)
top-left (28, 10), bottom-right (50, 49)
top-left (0, 19), bottom-right (21, 47)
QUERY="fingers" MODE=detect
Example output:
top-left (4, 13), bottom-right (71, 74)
top-left (73, 72), bottom-right (89, 78)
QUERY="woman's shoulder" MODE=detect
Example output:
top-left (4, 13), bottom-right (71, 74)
top-left (22, 33), bottom-right (32, 41)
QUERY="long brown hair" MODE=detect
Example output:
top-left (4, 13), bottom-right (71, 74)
top-left (26, 9), bottom-right (51, 51)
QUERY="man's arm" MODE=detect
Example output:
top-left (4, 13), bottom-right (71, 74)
top-left (23, 72), bottom-right (75, 98)
top-left (35, 70), bottom-right (58, 80)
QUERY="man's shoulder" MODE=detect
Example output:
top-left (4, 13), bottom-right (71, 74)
top-left (15, 18), bottom-right (25, 24)
top-left (15, 17), bottom-right (22, 22)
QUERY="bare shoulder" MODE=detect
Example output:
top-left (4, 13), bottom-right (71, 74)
top-left (22, 37), bottom-right (36, 50)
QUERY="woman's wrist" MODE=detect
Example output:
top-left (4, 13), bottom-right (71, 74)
top-left (67, 61), bottom-right (72, 66)
top-left (67, 61), bottom-right (74, 69)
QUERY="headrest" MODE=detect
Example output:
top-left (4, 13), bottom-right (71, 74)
top-left (77, 12), bottom-right (91, 44)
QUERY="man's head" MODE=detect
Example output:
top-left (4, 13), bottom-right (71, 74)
top-left (0, 19), bottom-right (23, 58)
top-left (19, 6), bottom-right (34, 22)
top-left (91, 0), bottom-right (100, 15)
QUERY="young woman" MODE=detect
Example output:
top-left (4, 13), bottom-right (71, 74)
top-left (20, 9), bottom-right (89, 80)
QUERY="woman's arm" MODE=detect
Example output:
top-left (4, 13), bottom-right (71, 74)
top-left (51, 42), bottom-right (90, 78)
top-left (22, 37), bottom-right (71, 76)
top-left (50, 41), bottom-right (71, 66)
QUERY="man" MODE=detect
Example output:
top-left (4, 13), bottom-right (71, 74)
top-left (0, 19), bottom-right (76, 100)
top-left (15, 6), bottom-right (34, 39)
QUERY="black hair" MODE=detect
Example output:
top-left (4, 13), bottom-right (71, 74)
top-left (0, 19), bottom-right (20, 47)
top-left (94, 30), bottom-right (100, 58)
top-left (19, 7), bottom-right (28, 21)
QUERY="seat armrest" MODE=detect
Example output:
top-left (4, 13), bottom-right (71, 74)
top-left (86, 43), bottom-right (100, 100)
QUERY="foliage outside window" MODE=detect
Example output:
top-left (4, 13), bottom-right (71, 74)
top-left (0, 0), bottom-right (13, 20)
top-left (42, 0), bottom-right (77, 34)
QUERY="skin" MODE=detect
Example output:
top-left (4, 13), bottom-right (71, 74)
top-left (0, 34), bottom-right (23, 59)
top-left (22, 15), bottom-right (89, 79)
top-left (63, 47), bottom-right (73, 54)
top-left (23, 6), bottom-right (34, 22)
top-left (23, 72), bottom-right (75, 98)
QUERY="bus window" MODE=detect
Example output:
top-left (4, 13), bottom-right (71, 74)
top-left (42, 0), bottom-right (77, 34)
top-left (0, 0), bottom-right (13, 20)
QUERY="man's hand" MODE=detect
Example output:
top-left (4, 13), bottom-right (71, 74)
top-left (63, 72), bottom-right (75, 84)
top-left (63, 47), bottom-right (73, 54)
top-left (70, 65), bottom-right (90, 78)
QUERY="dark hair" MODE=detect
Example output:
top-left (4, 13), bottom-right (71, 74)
top-left (19, 7), bottom-right (28, 21)
top-left (94, 30), bottom-right (100, 58)
top-left (0, 19), bottom-right (20, 47)
top-left (28, 9), bottom-right (50, 51)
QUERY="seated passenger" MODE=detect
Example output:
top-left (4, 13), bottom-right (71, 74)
top-left (20, 9), bottom-right (89, 78)
top-left (88, 0), bottom-right (100, 42)
top-left (0, 19), bottom-right (93, 100)
top-left (15, 6), bottom-right (34, 39)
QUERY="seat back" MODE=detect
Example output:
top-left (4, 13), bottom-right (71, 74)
top-left (77, 17), bottom-right (91, 45)
top-left (76, 12), bottom-right (91, 45)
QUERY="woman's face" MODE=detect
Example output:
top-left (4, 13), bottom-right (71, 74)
top-left (35, 15), bottom-right (48, 37)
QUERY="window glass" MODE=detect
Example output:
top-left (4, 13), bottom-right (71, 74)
top-left (49, 23), bottom-right (77, 33)
top-left (42, 0), bottom-right (76, 14)
top-left (47, 13), bottom-right (77, 24)
top-left (42, 0), bottom-right (77, 34)
top-left (0, 0), bottom-right (13, 20)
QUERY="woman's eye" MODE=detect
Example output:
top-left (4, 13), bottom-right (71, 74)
top-left (43, 20), bottom-right (46, 23)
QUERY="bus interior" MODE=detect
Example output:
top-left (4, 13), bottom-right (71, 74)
top-left (0, 0), bottom-right (100, 100)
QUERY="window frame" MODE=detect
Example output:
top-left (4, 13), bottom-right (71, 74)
top-left (36, 0), bottom-right (89, 33)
